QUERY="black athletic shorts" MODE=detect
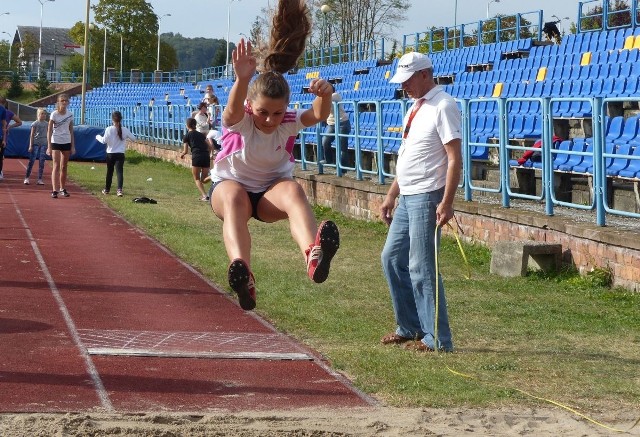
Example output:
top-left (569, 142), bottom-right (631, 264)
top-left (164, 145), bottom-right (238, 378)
top-left (50, 142), bottom-right (72, 152)
top-left (209, 180), bottom-right (267, 222)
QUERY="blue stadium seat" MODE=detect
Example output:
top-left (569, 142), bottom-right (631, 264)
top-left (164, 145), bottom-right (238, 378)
top-left (606, 144), bottom-right (632, 176)
top-left (617, 146), bottom-right (640, 178)
top-left (508, 114), bottom-right (525, 138)
top-left (557, 138), bottom-right (587, 172)
top-left (605, 116), bottom-right (625, 144)
top-left (569, 139), bottom-right (594, 174)
top-left (621, 75), bottom-right (639, 97)
top-left (614, 115), bottom-right (640, 146)
top-left (551, 140), bottom-right (573, 170)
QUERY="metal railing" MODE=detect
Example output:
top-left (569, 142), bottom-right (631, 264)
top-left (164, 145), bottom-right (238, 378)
top-left (71, 94), bottom-right (640, 228)
top-left (401, 10), bottom-right (543, 55)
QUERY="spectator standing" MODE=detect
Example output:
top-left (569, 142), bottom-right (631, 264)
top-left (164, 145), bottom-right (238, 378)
top-left (24, 108), bottom-right (49, 185)
top-left (202, 84), bottom-right (215, 102)
top-left (321, 84), bottom-right (351, 167)
top-left (96, 111), bottom-right (136, 197)
top-left (0, 96), bottom-right (23, 180)
top-left (206, 94), bottom-right (221, 129)
top-left (47, 93), bottom-right (75, 198)
top-left (379, 52), bottom-right (462, 352)
top-left (208, 0), bottom-right (339, 311)
top-left (192, 101), bottom-right (211, 136)
top-left (181, 117), bottom-right (212, 201)
top-left (0, 102), bottom-right (5, 181)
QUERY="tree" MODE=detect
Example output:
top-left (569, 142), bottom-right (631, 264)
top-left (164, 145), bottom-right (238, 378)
top-left (480, 14), bottom-right (534, 45)
top-left (34, 71), bottom-right (53, 99)
top-left (67, 23), bottom-right (103, 86)
top-left (59, 53), bottom-right (83, 83)
top-left (581, 0), bottom-right (631, 31)
top-left (0, 41), bottom-right (10, 71)
top-left (162, 33), bottom-right (221, 70)
top-left (312, 0), bottom-right (410, 61)
top-left (91, 0), bottom-right (163, 74)
top-left (6, 72), bottom-right (23, 99)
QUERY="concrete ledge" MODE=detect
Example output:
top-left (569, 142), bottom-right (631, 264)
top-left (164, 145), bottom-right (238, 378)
top-left (490, 241), bottom-right (563, 277)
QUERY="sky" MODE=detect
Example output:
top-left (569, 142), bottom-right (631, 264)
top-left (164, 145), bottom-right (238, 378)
top-left (1, 0), bottom-right (580, 46)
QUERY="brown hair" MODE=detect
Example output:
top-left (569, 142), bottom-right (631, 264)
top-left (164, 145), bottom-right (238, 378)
top-left (186, 117), bottom-right (196, 129)
top-left (112, 110), bottom-right (123, 140)
top-left (247, 0), bottom-right (311, 103)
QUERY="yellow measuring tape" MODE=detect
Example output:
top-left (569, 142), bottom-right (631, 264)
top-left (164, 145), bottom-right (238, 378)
top-left (433, 219), bottom-right (638, 434)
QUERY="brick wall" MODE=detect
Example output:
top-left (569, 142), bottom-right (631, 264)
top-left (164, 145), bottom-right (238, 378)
top-left (127, 140), bottom-right (640, 291)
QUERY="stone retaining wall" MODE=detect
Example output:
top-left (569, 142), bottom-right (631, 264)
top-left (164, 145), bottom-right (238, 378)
top-left (127, 140), bottom-right (640, 291)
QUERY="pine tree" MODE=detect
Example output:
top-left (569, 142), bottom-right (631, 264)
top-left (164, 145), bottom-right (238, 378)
top-left (6, 71), bottom-right (23, 99)
top-left (35, 71), bottom-right (52, 99)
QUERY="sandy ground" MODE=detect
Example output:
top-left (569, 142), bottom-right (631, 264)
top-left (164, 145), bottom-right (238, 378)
top-left (1, 406), bottom-right (637, 436)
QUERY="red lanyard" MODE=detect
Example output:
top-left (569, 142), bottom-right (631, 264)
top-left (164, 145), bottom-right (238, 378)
top-left (403, 98), bottom-right (425, 139)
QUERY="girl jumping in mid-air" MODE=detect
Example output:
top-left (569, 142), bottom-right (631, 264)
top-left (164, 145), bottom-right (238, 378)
top-left (208, 0), bottom-right (339, 311)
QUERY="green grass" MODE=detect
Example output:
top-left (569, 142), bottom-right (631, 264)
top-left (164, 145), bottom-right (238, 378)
top-left (68, 151), bottom-right (640, 414)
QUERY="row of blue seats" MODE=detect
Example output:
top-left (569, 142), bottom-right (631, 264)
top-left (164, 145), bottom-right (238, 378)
top-left (509, 139), bottom-right (640, 179)
top-left (450, 76), bottom-right (640, 102)
top-left (470, 113), bottom-right (542, 143)
top-left (605, 115), bottom-right (640, 147)
top-left (455, 60), bottom-right (640, 86)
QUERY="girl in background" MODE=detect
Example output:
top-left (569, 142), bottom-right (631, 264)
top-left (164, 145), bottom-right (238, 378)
top-left (47, 93), bottom-right (74, 198)
top-left (181, 117), bottom-right (212, 201)
top-left (96, 111), bottom-right (136, 197)
top-left (208, 0), bottom-right (339, 311)
top-left (25, 108), bottom-right (48, 185)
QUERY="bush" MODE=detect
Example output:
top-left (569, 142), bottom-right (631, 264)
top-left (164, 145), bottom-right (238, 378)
top-left (34, 71), bottom-right (53, 99)
top-left (6, 71), bottom-right (23, 99)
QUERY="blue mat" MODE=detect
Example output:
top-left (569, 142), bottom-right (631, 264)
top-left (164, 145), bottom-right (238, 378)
top-left (5, 124), bottom-right (106, 162)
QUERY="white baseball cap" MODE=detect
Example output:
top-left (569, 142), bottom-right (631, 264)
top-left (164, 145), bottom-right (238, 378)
top-left (389, 52), bottom-right (433, 84)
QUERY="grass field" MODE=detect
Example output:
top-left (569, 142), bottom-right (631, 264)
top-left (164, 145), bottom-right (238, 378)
top-left (68, 151), bottom-right (640, 415)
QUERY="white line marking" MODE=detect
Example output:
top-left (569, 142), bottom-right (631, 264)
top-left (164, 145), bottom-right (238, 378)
top-left (9, 190), bottom-right (114, 411)
top-left (87, 348), bottom-right (311, 361)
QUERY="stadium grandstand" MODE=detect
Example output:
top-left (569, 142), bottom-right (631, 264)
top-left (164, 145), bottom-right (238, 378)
top-left (9, 0), bottom-right (640, 229)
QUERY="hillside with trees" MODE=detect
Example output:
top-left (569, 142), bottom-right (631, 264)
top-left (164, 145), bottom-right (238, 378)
top-left (162, 33), bottom-right (228, 71)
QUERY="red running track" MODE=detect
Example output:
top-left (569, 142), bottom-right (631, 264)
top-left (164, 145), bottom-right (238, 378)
top-left (0, 158), bottom-right (374, 413)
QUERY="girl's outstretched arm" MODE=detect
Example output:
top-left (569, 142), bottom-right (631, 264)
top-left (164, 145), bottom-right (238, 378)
top-left (300, 78), bottom-right (333, 127)
top-left (223, 38), bottom-right (256, 127)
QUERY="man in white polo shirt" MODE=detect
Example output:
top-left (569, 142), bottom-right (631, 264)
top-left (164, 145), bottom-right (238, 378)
top-left (379, 51), bottom-right (462, 353)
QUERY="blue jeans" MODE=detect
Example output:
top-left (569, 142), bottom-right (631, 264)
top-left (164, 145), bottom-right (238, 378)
top-left (380, 188), bottom-right (453, 351)
top-left (321, 119), bottom-right (351, 166)
top-left (25, 145), bottom-right (47, 180)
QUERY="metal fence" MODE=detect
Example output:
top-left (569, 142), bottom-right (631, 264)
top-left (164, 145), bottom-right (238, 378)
top-left (77, 94), bottom-right (640, 227)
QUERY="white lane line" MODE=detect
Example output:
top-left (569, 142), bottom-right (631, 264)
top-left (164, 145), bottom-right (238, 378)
top-left (9, 189), bottom-right (114, 412)
top-left (88, 348), bottom-right (311, 361)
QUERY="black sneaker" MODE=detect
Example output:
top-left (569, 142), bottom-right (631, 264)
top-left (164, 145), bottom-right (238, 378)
top-left (60, 188), bottom-right (70, 197)
top-left (228, 259), bottom-right (257, 311)
top-left (51, 191), bottom-right (58, 199)
top-left (306, 220), bottom-right (340, 283)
